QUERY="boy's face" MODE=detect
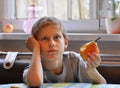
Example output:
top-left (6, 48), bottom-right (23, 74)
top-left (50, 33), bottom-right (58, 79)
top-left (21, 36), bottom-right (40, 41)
top-left (37, 25), bottom-right (68, 63)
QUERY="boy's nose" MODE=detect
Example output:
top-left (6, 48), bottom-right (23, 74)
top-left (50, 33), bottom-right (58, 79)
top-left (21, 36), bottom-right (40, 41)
top-left (49, 39), bottom-right (55, 47)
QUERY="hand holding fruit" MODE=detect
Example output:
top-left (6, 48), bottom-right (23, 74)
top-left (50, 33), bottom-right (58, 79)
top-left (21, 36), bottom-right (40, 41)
top-left (85, 52), bottom-right (101, 70)
top-left (79, 37), bottom-right (100, 61)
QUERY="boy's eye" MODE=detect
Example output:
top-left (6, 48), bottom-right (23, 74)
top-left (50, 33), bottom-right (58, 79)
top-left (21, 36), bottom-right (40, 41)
top-left (54, 35), bottom-right (61, 39)
top-left (41, 37), bottom-right (49, 41)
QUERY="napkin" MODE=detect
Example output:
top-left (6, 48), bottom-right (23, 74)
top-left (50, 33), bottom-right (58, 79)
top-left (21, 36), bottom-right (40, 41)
top-left (3, 52), bottom-right (18, 69)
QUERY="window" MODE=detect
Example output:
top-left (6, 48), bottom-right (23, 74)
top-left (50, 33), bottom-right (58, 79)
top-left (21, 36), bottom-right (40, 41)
top-left (1, 0), bottom-right (106, 33)
top-left (16, 0), bottom-right (90, 20)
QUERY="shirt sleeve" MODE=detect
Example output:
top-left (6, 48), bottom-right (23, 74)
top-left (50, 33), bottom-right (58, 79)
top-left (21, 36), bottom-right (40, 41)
top-left (77, 53), bottom-right (93, 83)
top-left (22, 66), bottom-right (29, 83)
top-left (68, 51), bottom-right (93, 83)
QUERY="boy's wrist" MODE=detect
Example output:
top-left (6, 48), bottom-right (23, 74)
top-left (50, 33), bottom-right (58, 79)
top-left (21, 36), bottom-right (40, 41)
top-left (33, 47), bottom-right (40, 54)
top-left (86, 68), bottom-right (97, 74)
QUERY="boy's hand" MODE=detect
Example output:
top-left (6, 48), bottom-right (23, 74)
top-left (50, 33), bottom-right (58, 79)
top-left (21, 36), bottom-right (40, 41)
top-left (86, 52), bottom-right (101, 70)
top-left (25, 35), bottom-right (40, 52)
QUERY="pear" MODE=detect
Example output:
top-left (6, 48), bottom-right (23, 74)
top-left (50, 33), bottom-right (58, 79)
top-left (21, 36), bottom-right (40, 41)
top-left (79, 37), bottom-right (100, 61)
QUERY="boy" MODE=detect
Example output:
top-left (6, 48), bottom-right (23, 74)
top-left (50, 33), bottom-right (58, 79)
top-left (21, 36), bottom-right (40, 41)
top-left (23, 16), bottom-right (106, 87)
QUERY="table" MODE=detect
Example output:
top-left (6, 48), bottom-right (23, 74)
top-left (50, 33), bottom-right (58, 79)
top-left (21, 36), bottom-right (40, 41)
top-left (0, 83), bottom-right (120, 88)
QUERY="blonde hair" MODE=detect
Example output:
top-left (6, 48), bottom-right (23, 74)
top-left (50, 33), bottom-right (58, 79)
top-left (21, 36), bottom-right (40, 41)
top-left (32, 16), bottom-right (67, 39)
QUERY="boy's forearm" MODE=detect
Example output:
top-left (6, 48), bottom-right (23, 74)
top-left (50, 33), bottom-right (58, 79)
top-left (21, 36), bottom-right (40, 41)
top-left (26, 50), bottom-right (43, 86)
top-left (87, 68), bottom-right (106, 84)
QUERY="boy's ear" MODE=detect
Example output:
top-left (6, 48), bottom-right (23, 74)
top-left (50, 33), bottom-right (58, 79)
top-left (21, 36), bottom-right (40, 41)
top-left (64, 37), bottom-right (68, 49)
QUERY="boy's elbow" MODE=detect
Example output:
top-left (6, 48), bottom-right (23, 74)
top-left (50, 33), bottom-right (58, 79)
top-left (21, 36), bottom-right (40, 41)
top-left (28, 81), bottom-right (43, 87)
top-left (26, 76), bottom-right (44, 87)
top-left (94, 78), bottom-right (107, 84)
top-left (101, 78), bottom-right (107, 84)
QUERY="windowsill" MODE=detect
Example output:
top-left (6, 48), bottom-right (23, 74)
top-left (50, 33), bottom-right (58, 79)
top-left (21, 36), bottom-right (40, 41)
top-left (0, 33), bottom-right (120, 41)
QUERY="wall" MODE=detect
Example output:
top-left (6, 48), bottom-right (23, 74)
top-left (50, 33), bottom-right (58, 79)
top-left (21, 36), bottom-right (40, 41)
top-left (0, 21), bottom-right (2, 32)
top-left (0, 40), bottom-right (120, 54)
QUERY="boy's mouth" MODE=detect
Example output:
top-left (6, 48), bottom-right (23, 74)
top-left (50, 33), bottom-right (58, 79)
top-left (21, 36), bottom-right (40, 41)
top-left (48, 50), bottom-right (57, 52)
top-left (48, 49), bottom-right (58, 54)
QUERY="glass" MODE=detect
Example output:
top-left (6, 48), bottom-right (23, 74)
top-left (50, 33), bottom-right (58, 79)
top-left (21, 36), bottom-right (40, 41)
top-left (104, 0), bottom-right (120, 34)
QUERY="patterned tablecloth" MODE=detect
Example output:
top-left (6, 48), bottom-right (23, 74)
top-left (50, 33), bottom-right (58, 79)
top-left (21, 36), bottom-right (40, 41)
top-left (0, 83), bottom-right (120, 88)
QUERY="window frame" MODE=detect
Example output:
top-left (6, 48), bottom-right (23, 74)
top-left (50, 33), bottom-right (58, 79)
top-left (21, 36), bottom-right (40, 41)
top-left (1, 0), bottom-right (106, 33)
